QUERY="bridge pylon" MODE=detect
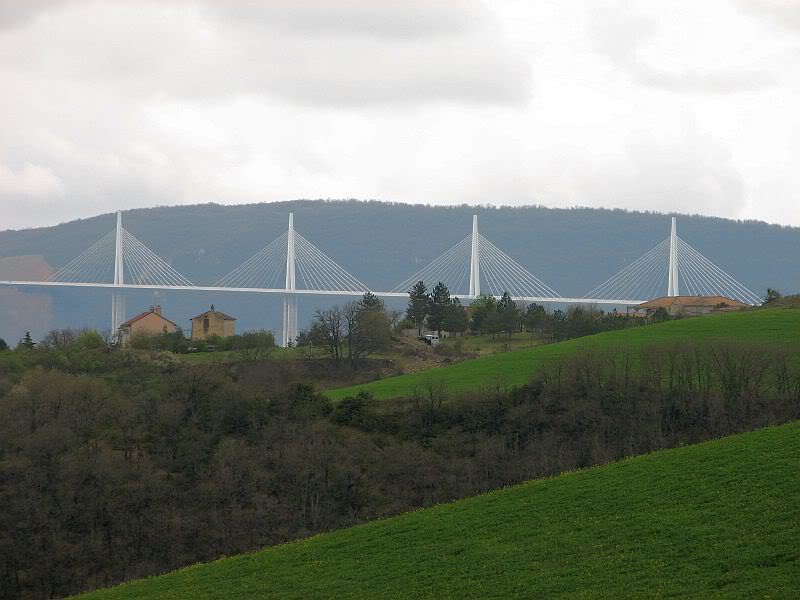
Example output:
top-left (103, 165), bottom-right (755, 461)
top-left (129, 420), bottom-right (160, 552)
top-left (469, 214), bottom-right (480, 297)
top-left (111, 210), bottom-right (126, 333)
top-left (282, 212), bottom-right (298, 347)
top-left (667, 216), bottom-right (679, 297)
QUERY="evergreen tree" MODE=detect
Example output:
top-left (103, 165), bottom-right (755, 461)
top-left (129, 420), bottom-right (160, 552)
top-left (469, 294), bottom-right (497, 335)
top-left (523, 303), bottom-right (546, 343)
top-left (406, 280), bottom-right (430, 335)
top-left (427, 282), bottom-right (452, 336)
top-left (483, 308), bottom-right (501, 339)
top-left (0, 337), bottom-right (8, 352)
top-left (497, 292), bottom-right (520, 338)
top-left (549, 309), bottom-right (568, 343)
top-left (443, 297), bottom-right (469, 336)
top-left (360, 292), bottom-right (384, 311)
top-left (765, 288), bottom-right (782, 305)
top-left (20, 332), bottom-right (36, 351)
top-left (524, 303), bottom-right (546, 328)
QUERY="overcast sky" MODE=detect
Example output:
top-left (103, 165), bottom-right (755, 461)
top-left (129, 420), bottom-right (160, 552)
top-left (1, 0), bottom-right (799, 230)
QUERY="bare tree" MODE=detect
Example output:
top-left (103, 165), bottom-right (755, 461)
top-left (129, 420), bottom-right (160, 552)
top-left (308, 306), bottom-right (346, 363)
top-left (344, 300), bottom-right (391, 370)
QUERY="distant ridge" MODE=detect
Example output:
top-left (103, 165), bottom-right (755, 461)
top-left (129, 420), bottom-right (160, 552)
top-left (1, 200), bottom-right (798, 341)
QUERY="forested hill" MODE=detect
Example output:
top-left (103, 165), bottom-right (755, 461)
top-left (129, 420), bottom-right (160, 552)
top-left (0, 200), bottom-right (798, 341)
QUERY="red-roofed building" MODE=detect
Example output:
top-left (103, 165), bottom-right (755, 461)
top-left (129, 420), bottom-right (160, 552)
top-left (628, 295), bottom-right (749, 318)
top-left (118, 305), bottom-right (177, 342)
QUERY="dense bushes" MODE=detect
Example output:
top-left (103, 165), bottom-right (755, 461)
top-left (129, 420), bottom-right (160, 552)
top-left (1, 339), bottom-right (798, 598)
top-left (523, 303), bottom-right (649, 343)
top-left (129, 329), bottom-right (275, 354)
top-left (217, 330), bottom-right (275, 350)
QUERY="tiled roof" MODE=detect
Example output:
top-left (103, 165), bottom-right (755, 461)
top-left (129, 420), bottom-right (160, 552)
top-left (192, 310), bottom-right (236, 321)
top-left (120, 311), bottom-right (177, 328)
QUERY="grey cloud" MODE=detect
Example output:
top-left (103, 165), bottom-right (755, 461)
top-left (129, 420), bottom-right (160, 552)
top-left (0, 162), bottom-right (65, 198)
top-left (631, 65), bottom-right (775, 94)
top-left (519, 120), bottom-right (747, 222)
top-left (0, 1), bottom-right (67, 30)
top-left (734, 0), bottom-right (800, 30)
top-left (0, 0), bottom-right (530, 108)
top-left (0, 0), bottom-right (486, 40)
top-left (190, 0), bottom-right (486, 40)
top-left (589, 3), bottom-right (775, 94)
top-left (0, 0), bottom-right (796, 230)
top-left (0, 5), bottom-right (38, 30)
top-left (596, 131), bottom-right (746, 218)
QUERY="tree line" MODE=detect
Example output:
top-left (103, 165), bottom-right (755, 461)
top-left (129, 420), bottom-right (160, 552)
top-left (295, 283), bottom-right (663, 369)
top-left (403, 280), bottom-right (649, 341)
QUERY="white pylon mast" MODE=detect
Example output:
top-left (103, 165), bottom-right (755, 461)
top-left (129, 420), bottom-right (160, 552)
top-left (285, 212), bottom-right (296, 292)
top-left (111, 210), bottom-right (125, 332)
top-left (469, 214), bottom-right (480, 297)
top-left (282, 212), bottom-right (298, 347)
top-left (667, 216), bottom-right (679, 297)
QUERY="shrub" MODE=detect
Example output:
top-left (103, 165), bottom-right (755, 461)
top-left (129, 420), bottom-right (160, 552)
top-left (76, 331), bottom-right (106, 350)
top-left (130, 329), bottom-right (190, 353)
top-left (331, 391), bottom-right (374, 426)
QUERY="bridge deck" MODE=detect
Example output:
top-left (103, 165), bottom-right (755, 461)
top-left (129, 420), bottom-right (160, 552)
top-left (0, 280), bottom-right (645, 306)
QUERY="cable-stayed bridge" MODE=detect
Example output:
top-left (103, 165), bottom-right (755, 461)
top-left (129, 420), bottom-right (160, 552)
top-left (0, 212), bottom-right (761, 346)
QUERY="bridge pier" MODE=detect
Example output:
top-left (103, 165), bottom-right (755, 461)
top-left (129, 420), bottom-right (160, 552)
top-left (111, 291), bottom-right (125, 335)
top-left (282, 295), bottom-right (298, 347)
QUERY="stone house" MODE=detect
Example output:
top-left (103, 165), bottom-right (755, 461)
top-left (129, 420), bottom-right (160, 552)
top-left (190, 305), bottom-right (236, 340)
top-left (628, 295), bottom-right (749, 318)
top-left (119, 306), bottom-right (177, 342)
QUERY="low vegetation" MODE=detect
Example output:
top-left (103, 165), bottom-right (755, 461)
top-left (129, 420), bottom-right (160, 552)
top-left (129, 329), bottom-right (276, 356)
top-left (329, 307), bottom-right (800, 401)
top-left (78, 421), bottom-right (800, 598)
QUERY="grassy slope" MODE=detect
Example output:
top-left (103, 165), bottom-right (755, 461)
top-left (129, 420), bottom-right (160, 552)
top-left (328, 308), bottom-right (800, 401)
top-left (79, 422), bottom-right (800, 599)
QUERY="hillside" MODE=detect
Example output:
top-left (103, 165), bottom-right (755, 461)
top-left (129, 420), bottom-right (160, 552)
top-left (1, 200), bottom-right (799, 342)
top-left (329, 307), bottom-right (800, 401)
top-left (77, 421), bottom-right (800, 599)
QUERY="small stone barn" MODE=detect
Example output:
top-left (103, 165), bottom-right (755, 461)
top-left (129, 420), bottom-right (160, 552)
top-left (119, 306), bottom-right (177, 342)
top-left (628, 295), bottom-right (749, 317)
top-left (191, 305), bottom-right (236, 340)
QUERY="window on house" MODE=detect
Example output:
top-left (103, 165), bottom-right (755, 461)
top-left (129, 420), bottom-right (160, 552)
top-left (203, 318), bottom-right (209, 331)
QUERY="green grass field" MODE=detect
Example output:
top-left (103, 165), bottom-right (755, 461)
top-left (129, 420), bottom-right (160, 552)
top-left (77, 421), bottom-right (800, 599)
top-left (328, 307), bottom-right (800, 401)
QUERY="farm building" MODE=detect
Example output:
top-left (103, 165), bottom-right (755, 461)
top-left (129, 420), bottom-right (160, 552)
top-left (191, 305), bottom-right (236, 340)
top-left (119, 306), bottom-right (177, 342)
top-left (628, 295), bottom-right (750, 318)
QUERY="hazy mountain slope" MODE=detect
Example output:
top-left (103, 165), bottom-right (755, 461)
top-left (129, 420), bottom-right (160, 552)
top-left (1, 200), bottom-right (798, 341)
